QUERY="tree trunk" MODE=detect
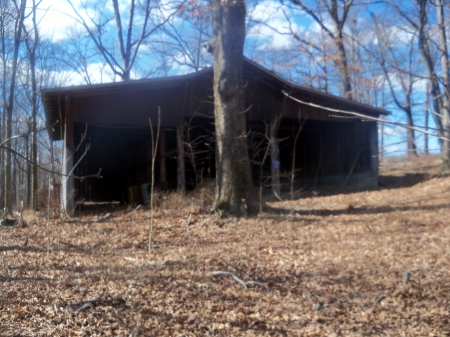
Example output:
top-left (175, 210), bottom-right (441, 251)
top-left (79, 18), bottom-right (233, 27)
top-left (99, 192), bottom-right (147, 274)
top-left (404, 107), bottom-right (417, 157)
top-left (208, 0), bottom-right (257, 216)
top-left (24, 0), bottom-right (40, 211)
top-left (0, 109), bottom-right (4, 209)
top-left (415, 0), bottom-right (445, 161)
top-left (4, 0), bottom-right (26, 214)
top-left (436, 0), bottom-right (450, 172)
top-left (26, 121), bottom-right (31, 207)
top-left (424, 84), bottom-right (429, 155)
top-left (334, 33), bottom-right (353, 100)
top-left (4, 106), bottom-right (12, 213)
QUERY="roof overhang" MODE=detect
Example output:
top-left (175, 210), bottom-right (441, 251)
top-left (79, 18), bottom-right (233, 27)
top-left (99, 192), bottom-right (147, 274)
top-left (41, 58), bottom-right (389, 141)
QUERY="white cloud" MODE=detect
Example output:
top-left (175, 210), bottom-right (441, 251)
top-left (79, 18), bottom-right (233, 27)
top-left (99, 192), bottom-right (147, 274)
top-left (50, 62), bottom-right (141, 86)
top-left (382, 125), bottom-right (399, 136)
top-left (34, 0), bottom-right (85, 42)
top-left (246, 0), bottom-right (298, 50)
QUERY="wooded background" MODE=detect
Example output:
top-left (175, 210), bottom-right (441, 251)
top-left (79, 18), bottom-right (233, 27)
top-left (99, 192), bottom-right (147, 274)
top-left (1, 0), bottom-right (449, 212)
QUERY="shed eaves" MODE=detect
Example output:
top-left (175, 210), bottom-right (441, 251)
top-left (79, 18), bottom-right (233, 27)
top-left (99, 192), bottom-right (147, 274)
top-left (41, 58), bottom-right (389, 141)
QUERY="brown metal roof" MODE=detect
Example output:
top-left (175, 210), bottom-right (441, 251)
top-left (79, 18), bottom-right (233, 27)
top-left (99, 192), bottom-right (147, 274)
top-left (242, 58), bottom-right (389, 117)
top-left (41, 59), bottom-right (389, 141)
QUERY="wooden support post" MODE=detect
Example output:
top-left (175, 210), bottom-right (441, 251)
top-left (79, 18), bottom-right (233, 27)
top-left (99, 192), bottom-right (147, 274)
top-left (270, 117), bottom-right (281, 197)
top-left (62, 94), bottom-right (75, 216)
top-left (160, 129), bottom-right (166, 183)
top-left (319, 129), bottom-right (324, 176)
top-left (369, 121), bottom-right (379, 186)
top-left (337, 124), bottom-right (343, 174)
top-left (177, 125), bottom-right (185, 195)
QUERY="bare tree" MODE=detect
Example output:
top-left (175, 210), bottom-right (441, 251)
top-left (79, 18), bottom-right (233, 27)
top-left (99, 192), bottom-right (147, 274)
top-left (288, 0), bottom-right (354, 99)
top-left (66, 0), bottom-right (181, 81)
top-left (23, 0), bottom-right (40, 210)
top-left (434, 0), bottom-right (450, 170)
top-left (390, 0), bottom-right (450, 170)
top-left (152, 1), bottom-right (212, 74)
top-left (372, 15), bottom-right (418, 156)
top-left (206, 0), bottom-right (257, 216)
top-left (2, 0), bottom-right (27, 213)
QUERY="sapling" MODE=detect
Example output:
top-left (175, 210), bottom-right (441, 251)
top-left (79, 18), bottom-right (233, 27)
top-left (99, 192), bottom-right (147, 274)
top-left (148, 109), bottom-right (161, 255)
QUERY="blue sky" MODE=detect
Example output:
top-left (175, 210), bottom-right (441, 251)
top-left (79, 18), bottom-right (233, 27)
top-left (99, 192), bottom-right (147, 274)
top-left (34, 0), bottom-right (442, 156)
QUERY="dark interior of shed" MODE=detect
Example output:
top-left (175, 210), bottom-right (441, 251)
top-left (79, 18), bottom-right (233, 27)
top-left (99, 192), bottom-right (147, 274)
top-left (71, 117), bottom-right (372, 203)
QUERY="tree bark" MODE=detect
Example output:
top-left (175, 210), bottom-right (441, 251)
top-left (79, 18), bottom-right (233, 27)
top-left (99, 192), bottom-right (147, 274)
top-left (404, 108), bottom-right (417, 157)
top-left (435, 0), bottom-right (450, 172)
top-left (24, 0), bottom-right (39, 210)
top-left (424, 84), bottom-right (429, 155)
top-left (208, 0), bottom-right (257, 216)
top-left (0, 113), bottom-right (4, 209)
top-left (291, 0), bottom-right (354, 100)
top-left (4, 0), bottom-right (26, 214)
top-left (334, 32), bottom-right (353, 100)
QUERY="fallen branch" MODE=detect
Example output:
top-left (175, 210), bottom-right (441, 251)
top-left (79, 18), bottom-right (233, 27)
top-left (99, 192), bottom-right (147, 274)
top-left (246, 281), bottom-right (269, 290)
top-left (186, 213), bottom-right (193, 228)
top-left (213, 271), bottom-right (247, 289)
top-left (60, 241), bottom-right (77, 249)
top-left (148, 259), bottom-right (168, 268)
top-left (69, 296), bottom-right (126, 314)
top-left (212, 271), bottom-right (269, 290)
top-left (96, 213), bottom-right (112, 223)
top-left (200, 213), bottom-right (221, 227)
top-left (128, 204), bottom-right (141, 215)
top-left (177, 213), bottom-right (193, 245)
top-left (200, 216), bottom-right (211, 227)
top-left (374, 294), bottom-right (387, 304)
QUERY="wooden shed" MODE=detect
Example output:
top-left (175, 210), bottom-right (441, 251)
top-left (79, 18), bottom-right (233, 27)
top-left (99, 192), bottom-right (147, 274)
top-left (41, 58), bottom-right (388, 215)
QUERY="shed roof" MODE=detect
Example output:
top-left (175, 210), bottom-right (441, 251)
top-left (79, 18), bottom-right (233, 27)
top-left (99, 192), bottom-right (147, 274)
top-left (41, 58), bottom-right (388, 141)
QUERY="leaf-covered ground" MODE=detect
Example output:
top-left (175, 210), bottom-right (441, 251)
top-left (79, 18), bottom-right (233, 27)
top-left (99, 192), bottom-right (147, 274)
top-left (1, 157), bottom-right (449, 336)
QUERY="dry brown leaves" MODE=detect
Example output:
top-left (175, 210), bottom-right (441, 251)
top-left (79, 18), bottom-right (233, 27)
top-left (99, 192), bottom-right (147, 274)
top-left (1, 158), bottom-right (449, 336)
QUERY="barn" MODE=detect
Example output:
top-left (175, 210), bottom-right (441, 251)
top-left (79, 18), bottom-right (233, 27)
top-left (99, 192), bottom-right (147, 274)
top-left (41, 58), bottom-right (388, 215)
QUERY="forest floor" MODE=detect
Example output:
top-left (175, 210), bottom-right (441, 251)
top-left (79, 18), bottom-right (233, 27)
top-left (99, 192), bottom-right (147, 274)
top-left (1, 155), bottom-right (449, 336)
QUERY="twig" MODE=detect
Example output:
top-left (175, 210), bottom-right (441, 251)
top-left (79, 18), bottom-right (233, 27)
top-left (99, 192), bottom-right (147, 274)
top-left (74, 302), bottom-right (93, 314)
top-left (128, 204), bottom-right (141, 215)
top-left (274, 190), bottom-right (283, 202)
top-left (303, 290), bottom-right (314, 302)
top-left (148, 259), bottom-right (168, 268)
top-left (200, 215), bottom-right (216, 227)
top-left (212, 271), bottom-right (248, 289)
top-left (96, 213), bottom-right (112, 223)
top-left (283, 91), bottom-right (450, 142)
top-left (70, 296), bottom-right (126, 314)
top-left (60, 241), bottom-right (77, 248)
top-left (202, 229), bottom-right (229, 236)
top-left (186, 213), bottom-right (192, 229)
top-left (177, 213), bottom-right (193, 245)
top-left (148, 109), bottom-right (161, 255)
top-left (374, 294), bottom-right (387, 304)
top-left (246, 281), bottom-right (269, 290)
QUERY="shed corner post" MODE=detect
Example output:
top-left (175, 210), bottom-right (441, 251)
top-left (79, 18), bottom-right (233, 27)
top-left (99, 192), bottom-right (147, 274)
top-left (61, 94), bottom-right (75, 216)
top-left (177, 124), bottom-right (185, 196)
top-left (270, 117), bottom-right (282, 197)
top-left (160, 128), bottom-right (166, 185)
